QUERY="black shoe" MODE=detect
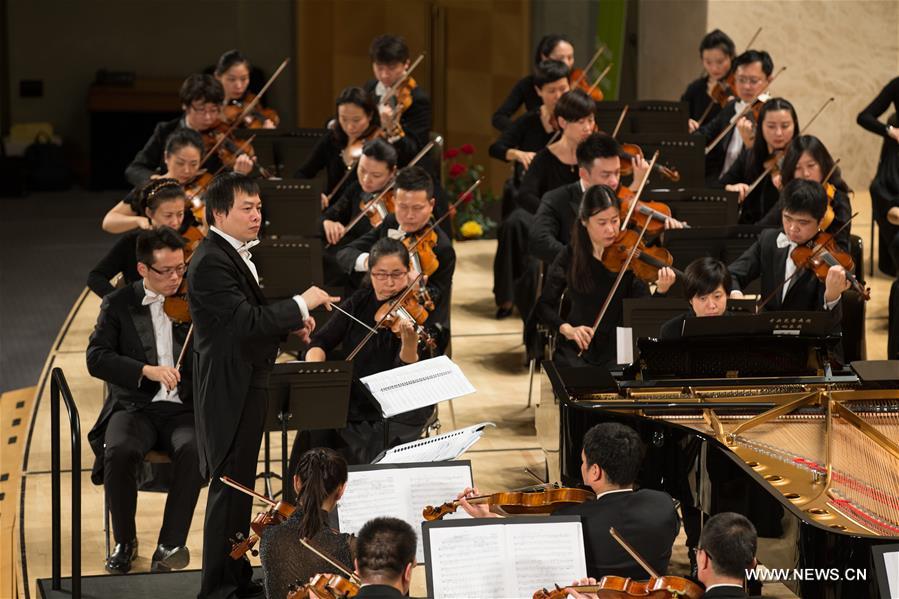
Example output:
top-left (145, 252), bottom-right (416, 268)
top-left (151, 544), bottom-right (190, 572)
top-left (495, 305), bottom-right (514, 319)
top-left (236, 579), bottom-right (265, 598)
top-left (105, 539), bottom-right (138, 575)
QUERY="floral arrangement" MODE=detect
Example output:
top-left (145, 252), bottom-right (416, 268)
top-left (442, 143), bottom-right (497, 240)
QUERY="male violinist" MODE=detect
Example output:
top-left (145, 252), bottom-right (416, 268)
top-left (692, 49), bottom-right (774, 187)
top-left (457, 422), bottom-right (680, 580)
top-left (189, 173), bottom-right (339, 599)
top-left (346, 517), bottom-right (417, 599)
top-left (125, 74), bottom-right (253, 188)
top-left (86, 227), bottom-right (205, 575)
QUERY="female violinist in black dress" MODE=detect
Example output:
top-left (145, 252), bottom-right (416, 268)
top-left (681, 29), bottom-right (736, 124)
top-left (214, 49), bottom-right (278, 129)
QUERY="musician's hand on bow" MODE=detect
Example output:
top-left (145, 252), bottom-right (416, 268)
top-left (687, 118), bottom-right (700, 133)
top-left (566, 578), bottom-right (599, 599)
top-left (456, 486), bottom-right (495, 518)
top-left (142, 364), bottom-right (181, 391)
top-left (737, 115), bottom-right (755, 147)
top-left (824, 265), bottom-right (850, 303)
top-left (656, 267), bottom-right (676, 294)
top-left (772, 171), bottom-right (783, 191)
top-left (323, 220), bottom-right (346, 245)
top-left (263, 118), bottom-right (276, 130)
top-left (320, 192), bottom-right (330, 210)
top-left (233, 153), bottom-right (254, 175)
top-left (302, 286), bottom-right (340, 311)
top-left (725, 183), bottom-right (749, 203)
top-left (730, 289), bottom-right (745, 299)
top-left (664, 216), bottom-right (686, 230)
top-left (560, 323), bottom-right (594, 351)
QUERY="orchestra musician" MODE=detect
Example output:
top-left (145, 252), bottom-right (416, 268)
top-left (693, 50), bottom-right (774, 186)
top-left (721, 97), bottom-right (798, 224)
top-left (188, 173), bottom-right (338, 599)
top-left (680, 29), bottom-right (736, 123)
top-left (535, 185), bottom-right (675, 369)
top-left (89, 178), bottom-right (191, 298)
top-left (124, 74), bottom-right (253, 188)
top-left (259, 448), bottom-right (352, 599)
top-left (457, 422), bottom-right (680, 580)
top-left (214, 49), bottom-right (277, 129)
top-left (103, 130), bottom-right (204, 235)
top-left (348, 517), bottom-right (417, 599)
top-left (299, 238), bottom-right (429, 465)
top-left (695, 513), bottom-right (758, 599)
top-left (492, 33), bottom-right (575, 131)
top-left (86, 227), bottom-right (204, 575)
top-left (660, 257), bottom-right (731, 338)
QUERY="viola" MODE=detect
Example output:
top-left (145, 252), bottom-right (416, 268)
top-left (423, 485), bottom-right (594, 521)
top-left (790, 231), bottom-right (870, 300)
top-left (533, 574), bottom-right (704, 599)
top-left (287, 573), bottom-right (360, 599)
top-left (569, 67), bottom-right (604, 102)
top-left (619, 143), bottom-right (680, 183)
top-left (374, 293), bottom-right (436, 349)
top-left (405, 229), bottom-right (439, 277)
top-left (223, 92), bottom-right (280, 129)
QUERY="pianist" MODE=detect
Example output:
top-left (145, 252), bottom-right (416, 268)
top-left (660, 257), bottom-right (731, 339)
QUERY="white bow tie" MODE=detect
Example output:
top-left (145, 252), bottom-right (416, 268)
top-left (387, 229), bottom-right (406, 241)
top-left (776, 232), bottom-right (797, 249)
top-left (238, 239), bottom-right (260, 257)
top-left (142, 290), bottom-right (164, 306)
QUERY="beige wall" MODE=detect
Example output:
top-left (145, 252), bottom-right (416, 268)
top-left (706, 0), bottom-right (899, 191)
top-left (637, 0), bottom-right (707, 101)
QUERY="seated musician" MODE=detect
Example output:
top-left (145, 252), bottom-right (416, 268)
top-left (728, 178), bottom-right (849, 314)
top-left (348, 517), bottom-right (417, 599)
top-left (458, 422), bottom-right (680, 580)
top-left (124, 74), bottom-right (252, 188)
top-left (302, 237), bottom-right (427, 465)
top-left (214, 49), bottom-right (277, 129)
top-left (535, 185), bottom-right (675, 369)
top-left (681, 29), bottom-right (736, 123)
top-left (492, 33), bottom-right (575, 132)
top-left (757, 134), bottom-right (853, 250)
top-left (259, 448), bottom-right (352, 599)
top-left (85, 227), bottom-right (204, 574)
top-left (336, 166), bottom-right (454, 350)
top-left (693, 50), bottom-right (774, 187)
top-left (722, 97), bottom-right (798, 224)
top-left (103, 130), bottom-right (204, 234)
top-left (89, 179), bottom-right (192, 298)
top-left (696, 512), bottom-right (758, 599)
top-left (659, 257), bottom-right (731, 339)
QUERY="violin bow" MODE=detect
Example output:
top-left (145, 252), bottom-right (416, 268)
top-left (754, 213), bottom-right (858, 314)
top-left (344, 273), bottom-right (424, 361)
top-left (300, 538), bottom-right (360, 584)
top-left (380, 53), bottom-right (425, 106)
top-left (219, 475), bottom-right (276, 507)
top-left (405, 178), bottom-right (482, 257)
top-left (609, 526), bottom-right (660, 578)
top-left (585, 63), bottom-right (613, 97)
top-left (822, 159), bottom-right (840, 186)
top-left (611, 105), bottom-right (629, 139)
top-left (706, 66), bottom-right (787, 154)
top-left (744, 96), bottom-right (834, 196)
top-left (743, 27), bottom-right (763, 51)
top-left (570, 44), bottom-right (608, 87)
top-left (619, 151), bottom-right (659, 231)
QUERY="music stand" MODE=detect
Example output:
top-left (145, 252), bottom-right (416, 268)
top-left (252, 236), bottom-right (324, 299)
top-left (260, 360), bottom-right (353, 497)
top-left (595, 100), bottom-right (688, 135)
top-left (682, 311), bottom-right (835, 337)
top-left (661, 226), bottom-right (765, 293)
top-left (259, 179), bottom-right (322, 237)
top-left (620, 134), bottom-right (705, 188)
top-left (639, 187), bottom-right (739, 227)
top-left (233, 127), bottom-right (327, 177)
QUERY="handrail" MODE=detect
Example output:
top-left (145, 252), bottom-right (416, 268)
top-left (50, 367), bottom-right (81, 597)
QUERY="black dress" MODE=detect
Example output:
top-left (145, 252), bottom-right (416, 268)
top-left (492, 74), bottom-right (542, 132)
top-left (681, 75), bottom-right (722, 123)
top-left (295, 132), bottom-right (353, 199)
top-left (488, 108), bottom-right (555, 189)
top-left (720, 149), bottom-right (780, 225)
top-left (536, 245), bottom-right (649, 368)
top-left (320, 179), bottom-right (377, 287)
top-left (517, 147), bottom-right (579, 214)
top-left (259, 508), bottom-right (353, 599)
top-left (857, 76), bottom-right (899, 275)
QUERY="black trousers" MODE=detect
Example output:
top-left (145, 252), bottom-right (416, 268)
top-left (493, 208), bottom-right (536, 309)
top-left (103, 401), bottom-right (203, 546)
top-left (873, 189), bottom-right (899, 276)
top-left (199, 385), bottom-right (267, 599)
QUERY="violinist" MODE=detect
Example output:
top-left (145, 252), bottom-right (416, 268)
top-left (694, 513), bottom-right (757, 598)
top-left (103, 130), bottom-right (204, 235)
top-left (693, 50), bottom-right (774, 186)
top-left (728, 179), bottom-right (849, 317)
top-left (457, 422), bottom-right (680, 580)
top-left (681, 29), bottom-right (736, 123)
top-left (758, 135), bottom-right (853, 250)
top-left (124, 74), bottom-right (252, 188)
top-left (492, 34), bottom-right (575, 132)
top-left (85, 227), bottom-right (204, 575)
top-left (659, 257), bottom-right (731, 339)
top-left (89, 178), bottom-right (192, 298)
top-left (259, 448), bottom-right (352, 599)
top-left (535, 185), bottom-right (675, 369)
top-left (722, 97), bottom-right (798, 224)
top-left (337, 166), bottom-right (455, 345)
top-left (856, 77), bottom-right (899, 275)
top-left (350, 517), bottom-right (417, 599)
top-left (302, 238), bottom-right (427, 465)
top-left (214, 49), bottom-right (277, 129)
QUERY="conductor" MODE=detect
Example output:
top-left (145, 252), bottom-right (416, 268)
top-left (188, 173), bottom-right (339, 598)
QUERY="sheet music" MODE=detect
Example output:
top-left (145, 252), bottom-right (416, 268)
top-left (616, 326), bottom-right (633, 364)
top-left (884, 550), bottom-right (899, 598)
top-left (426, 519), bottom-right (586, 599)
top-left (336, 463), bottom-right (473, 563)
top-left (374, 422), bottom-right (495, 463)
top-left (361, 355), bottom-right (475, 418)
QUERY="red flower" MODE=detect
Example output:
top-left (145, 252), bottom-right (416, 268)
top-left (460, 143), bottom-right (475, 155)
top-left (449, 162), bottom-right (466, 178)
top-left (444, 148), bottom-right (460, 159)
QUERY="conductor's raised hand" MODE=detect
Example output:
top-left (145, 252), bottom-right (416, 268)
top-left (301, 286), bottom-right (340, 311)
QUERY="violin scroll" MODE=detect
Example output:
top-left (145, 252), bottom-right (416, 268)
top-left (422, 501), bottom-right (458, 521)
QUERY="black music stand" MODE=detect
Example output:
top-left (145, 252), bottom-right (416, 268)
top-left (595, 100), bottom-right (688, 135)
top-left (252, 236), bottom-right (324, 299)
top-left (640, 187), bottom-right (739, 227)
top-left (662, 226), bottom-right (765, 293)
top-left (259, 360), bottom-right (353, 498)
top-left (233, 127), bottom-right (327, 177)
top-left (259, 179), bottom-right (322, 237)
top-left (621, 134), bottom-right (705, 188)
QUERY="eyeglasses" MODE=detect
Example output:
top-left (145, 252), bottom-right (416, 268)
top-left (735, 77), bottom-right (764, 86)
top-left (370, 271), bottom-right (408, 281)
top-left (188, 104), bottom-right (222, 116)
top-left (147, 264), bottom-right (187, 277)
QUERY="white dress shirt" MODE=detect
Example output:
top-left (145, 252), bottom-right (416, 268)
top-left (142, 282), bottom-right (181, 404)
top-left (209, 227), bottom-right (309, 319)
top-left (721, 100), bottom-right (747, 177)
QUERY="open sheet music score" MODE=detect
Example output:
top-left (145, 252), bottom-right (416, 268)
top-left (360, 355), bottom-right (475, 418)
top-left (373, 422), bottom-right (495, 464)
top-left (335, 461), bottom-right (473, 563)
top-left (423, 516), bottom-right (587, 599)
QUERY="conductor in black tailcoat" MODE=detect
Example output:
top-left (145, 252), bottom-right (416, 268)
top-left (189, 173), bottom-right (339, 599)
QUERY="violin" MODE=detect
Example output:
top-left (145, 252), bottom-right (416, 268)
top-left (569, 67), bottom-right (604, 102)
top-left (616, 187), bottom-right (683, 237)
top-left (709, 72), bottom-right (736, 108)
top-left (223, 92), bottom-right (280, 129)
top-left (423, 485), bottom-right (594, 521)
top-left (821, 182), bottom-right (837, 231)
top-left (374, 293), bottom-right (436, 349)
top-left (201, 125), bottom-right (272, 178)
top-left (287, 573), bottom-right (360, 599)
top-left (618, 143), bottom-right (680, 183)
top-left (533, 574), bottom-right (704, 599)
top-left (790, 230), bottom-right (870, 300)
top-left (161, 226), bottom-right (205, 324)
top-left (361, 188), bottom-right (396, 228)
top-left (218, 475), bottom-right (296, 559)
top-left (183, 172), bottom-right (214, 224)
top-left (601, 228), bottom-right (678, 284)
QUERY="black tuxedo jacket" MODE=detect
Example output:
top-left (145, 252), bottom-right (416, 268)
top-left (86, 280), bottom-right (192, 483)
top-left (188, 231), bottom-right (303, 478)
top-left (530, 181), bottom-right (582, 264)
top-left (703, 585), bottom-right (749, 599)
top-left (554, 489), bottom-right (680, 580)
top-left (696, 100), bottom-right (740, 186)
top-left (364, 79), bottom-right (432, 155)
top-left (355, 585), bottom-right (405, 599)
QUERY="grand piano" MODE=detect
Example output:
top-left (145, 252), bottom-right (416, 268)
top-left (536, 313), bottom-right (899, 598)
